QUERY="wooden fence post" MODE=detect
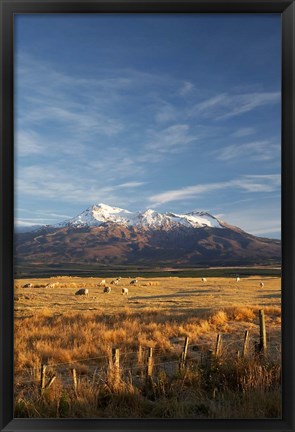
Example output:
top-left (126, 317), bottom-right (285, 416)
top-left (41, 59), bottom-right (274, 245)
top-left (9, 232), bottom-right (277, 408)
top-left (110, 348), bottom-right (120, 387)
top-left (242, 330), bottom-right (249, 358)
top-left (146, 347), bottom-right (154, 381)
top-left (259, 309), bottom-right (267, 354)
top-left (40, 364), bottom-right (47, 395)
top-left (137, 345), bottom-right (143, 366)
top-left (179, 337), bottom-right (189, 371)
top-left (214, 334), bottom-right (222, 358)
top-left (71, 368), bottom-right (78, 397)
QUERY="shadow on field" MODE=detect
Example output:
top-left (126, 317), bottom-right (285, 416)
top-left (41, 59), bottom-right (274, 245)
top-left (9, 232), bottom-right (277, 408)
top-left (129, 289), bottom-right (221, 300)
top-left (130, 308), bottom-right (212, 321)
top-left (129, 293), bottom-right (195, 300)
top-left (177, 289), bottom-right (223, 295)
top-left (259, 293), bottom-right (281, 299)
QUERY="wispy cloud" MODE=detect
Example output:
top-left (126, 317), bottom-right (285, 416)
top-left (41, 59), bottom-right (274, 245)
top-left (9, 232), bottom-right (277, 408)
top-left (26, 106), bottom-right (124, 137)
top-left (15, 219), bottom-right (44, 227)
top-left (179, 81), bottom-right (194, 96)
top-left (15, 207), bottom-right (72, 219)
top-left (145, 124), bottom-right (196, 153)
top-left (16, 53), bottom-right (202, 163)
top-left (117, 181), bottom-right (146, 188)
top-left (14, 210), bottom-right (73, 226)
top-left (149, 174), bottom-right (280, 206)
top-left (249, 225), bottom-right (281, 236)
top-left (15, 130), bottom-right (44, 156)
top-left (191, 91), bottom-right (280, 120)
top-left (216, 140), bottom-right (279, 161)
top-left (154, 102), bottom-right (178, 123)
top-left (231, 127), bottom-right (256, 138)
top-left (14, 17), bottom-right (281, 237)
top-left (15, 161), bottom-right (148, 211)
top-left (221, 206), bottom-right (281, 237)
top-left (235, 174), bottom-right (281, 192)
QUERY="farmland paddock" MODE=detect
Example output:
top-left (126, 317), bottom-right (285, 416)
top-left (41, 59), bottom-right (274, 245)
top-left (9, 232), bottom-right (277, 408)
top-left (14, 275), bottom-right (281, 418)
top-left (14, 302), bottom-right (281, 418)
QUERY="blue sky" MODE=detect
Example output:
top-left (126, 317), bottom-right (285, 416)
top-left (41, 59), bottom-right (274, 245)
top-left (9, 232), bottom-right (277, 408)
top-left (14, 14), bottom-right (281, 238)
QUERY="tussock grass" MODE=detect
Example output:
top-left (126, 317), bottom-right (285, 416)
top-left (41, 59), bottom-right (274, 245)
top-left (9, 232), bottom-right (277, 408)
top-left (14, 354), bottom-right (281, 418)
top-left (14, 276), bottom-right (281, 418)
top-left (14, 306), bottom-right (281, 419)
top-left (15, 305), bottom-right (281, 372)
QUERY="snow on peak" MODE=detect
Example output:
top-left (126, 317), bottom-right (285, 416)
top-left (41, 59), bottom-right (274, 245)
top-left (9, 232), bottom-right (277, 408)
top-left (55, 204), bottom-right (224, 230)
top-left (93, 203), bottom-right (128, 213)
top-left (172, 210), bottom-right (221, 228)
top-left (138, 209), bottom-right (173, 229)
top-left (56, 203), bottom-right (136, 228)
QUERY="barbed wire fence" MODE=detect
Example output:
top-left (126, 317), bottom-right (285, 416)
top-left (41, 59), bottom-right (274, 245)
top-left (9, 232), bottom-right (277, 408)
top-left (14, 309), bottom-right (281, 399)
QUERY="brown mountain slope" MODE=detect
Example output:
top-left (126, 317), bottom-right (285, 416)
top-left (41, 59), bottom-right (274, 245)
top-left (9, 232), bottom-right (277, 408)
top-left (15, 222), bottom-right (281, 267)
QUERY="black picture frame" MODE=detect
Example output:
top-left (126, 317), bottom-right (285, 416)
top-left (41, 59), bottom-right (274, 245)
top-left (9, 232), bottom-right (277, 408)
top-left (0, 1), bottom-right (294, 431)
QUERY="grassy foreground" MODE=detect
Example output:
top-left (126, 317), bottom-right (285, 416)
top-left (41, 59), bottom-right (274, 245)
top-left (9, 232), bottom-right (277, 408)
top-left (14, 275), bottom-right (281, 418)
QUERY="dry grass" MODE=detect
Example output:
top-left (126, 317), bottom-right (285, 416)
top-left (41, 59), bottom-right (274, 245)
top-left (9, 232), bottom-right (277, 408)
top-left (14, 275), bottom-right (281, 418)
top-left (14, 275), bottom-right (281, 316)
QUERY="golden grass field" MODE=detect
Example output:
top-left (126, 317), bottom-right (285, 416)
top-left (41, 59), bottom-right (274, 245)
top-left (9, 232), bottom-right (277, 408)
top-left (14, 274), bottom-right (281, 419)
top-left (14, 274), bottom-right (281, 315)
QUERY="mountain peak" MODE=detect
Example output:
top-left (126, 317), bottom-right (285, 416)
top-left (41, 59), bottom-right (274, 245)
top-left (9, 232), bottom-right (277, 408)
top-left (93, 203), bottom-right (113, 210)
top-left (17, 205), bottom-right (281, 267)
top-left (188, 210), bottom-right (211, 216)
top-left (92, 203), bottom-right (129, 213)
top-left (142, 209), bottom-right (156, 215)
top-left (54, 204), bottom-right (224, 230)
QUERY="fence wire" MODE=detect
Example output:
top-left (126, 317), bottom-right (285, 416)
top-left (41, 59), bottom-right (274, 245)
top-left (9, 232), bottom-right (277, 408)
top-left (15, 334), bottom-right (281, 391)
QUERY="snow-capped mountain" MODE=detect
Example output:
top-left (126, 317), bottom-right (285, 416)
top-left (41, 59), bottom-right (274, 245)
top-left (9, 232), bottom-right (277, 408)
top-left (55, 203), bottom-right (137, 228)
top-left (55, 203), bottom-right (223, 230)
top-left (15, 203), bottom-right (281, 267)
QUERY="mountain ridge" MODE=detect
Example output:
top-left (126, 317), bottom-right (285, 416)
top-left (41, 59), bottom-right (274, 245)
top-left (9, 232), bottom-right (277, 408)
top-left (54, 203), bottom-right (224, 231)
top-left (15, 203), bottom-right (281, 267)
